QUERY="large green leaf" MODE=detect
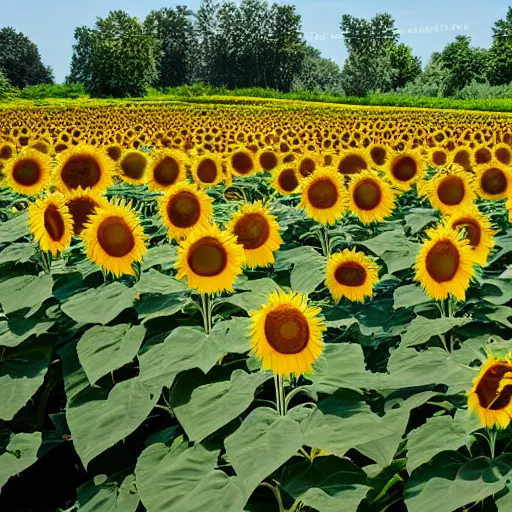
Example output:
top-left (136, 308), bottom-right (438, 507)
top-left (66, 376), bottom-right (158, 468)
top-left (478, 277), bottom-right (512, 306)
top-left (141, 244), bottom-right (177, 270)
top-left (224, 407), bottom-right (303, 500)
top-left (281, 456), bottom-right (370, 512)
top-left (401, 315), bottom-right (472, 347)
top-left (0, 431), bottom-right (42, 490)
top-left (0, 243), bottom-right (34, 266)
top-left (61, 282), bottom-right (137, 324)
top-left (77, 472), bottom-right (139, 512)
top-left (172, 369), bottom-right (271, 442)
top-left (135, 268), bottom-right (187, 295)
top-left (0, 212), bottom-right (29, 243)
top-left (77, 324), bottom-right (146, 385)
top-left (0, 337), bottom-right (53, 421)
top-left (135, 437), bottom-right (245, 512)
top-left (135, 293), bottom-right (188, 323)
top-left (0, 313), bottom-right (53, 348)
top-left (404, 208), bottom-right (438, 235)
top-left (224, 278), bottom-right (281, 312)
top-left (496, 488), bottom-right (512, 511)
top-left (0, 274), bottom-right (53, 315)
top-left (393, 283), bottom-right (430, 310)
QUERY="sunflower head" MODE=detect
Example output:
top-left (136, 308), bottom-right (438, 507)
top-left (250, 291), bottom-right (326, 377)
top-left (64, 186), bottom-right (109, 236)
top-left (493, 143), bottom-right (512, 166)
top-left (272, 166), bottom-right (300, 195)
top-left (297, 152), bottom-right (321, 179)
top-left (105, 144), bottom-right (123, 162)
top-left (367, 144), bottom-right (389, 168)
top-left (257, 148), bottom-right (280, 172)
top-left (118, 150), bottom-right (149, 185)
top-left (175, 223), bottom-right (245, 294)
top-left (226, 201), bottom-right (283, 269)
top-left (428, 147), bottom-right (452, 168)
top-left (472, 144), bottom-right (493, 167)
top-left (148, 150), bottom-right (186, 192)
top-left (82, 199), bottom-right (147, 277)
top-left (386, 150), bottom-right (425, 190)
top-left (28, 192), bottom-right (73, 256)
top-left (191, 152), bottom-right (224, 187)
top-left (227, 148), bottom-right (257, 177)
top-left (336, 150), bottom-right (369, 175)
top-left (4, 148), bottom-right (52, 196)
top-left (475, 161), bottom-right (511, 200)
top-left (414, 224), bottom-right (477, 301)
top-left (0, 142), bottom-right (15, 160)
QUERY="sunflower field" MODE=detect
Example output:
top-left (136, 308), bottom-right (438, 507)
top-left (1, 99), bottom-right (512, 512)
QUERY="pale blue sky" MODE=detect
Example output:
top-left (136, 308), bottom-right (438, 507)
top-left (2, 0), bottom-right (510, 83)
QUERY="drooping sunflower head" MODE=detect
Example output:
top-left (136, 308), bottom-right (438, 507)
top-left (257, 148), bottom-right (281, 173)
top-left (272, 166), bottom-right (300, 195)
top-left (147, 150), bottom-right (186, 192)
top-left (227, 148), bottom-right (257, 177)
top-left (475, 161), bottom-right (512, 200)
top-left (468, 352), bottom-right (512, 429)
top-left (326, 248), bottom-right (379, 303)
top-left (428, 146), bottom-right (452, 169)
top-left (175, 223), bottom-right (245, 294)
top-left (386, 150), bottom-right (425, 190)
top-left (446, 207), bottom-right (495, 267)
top-left (159, 181), bottom-right (213, 241)
top-left (418, 165), bottom-right (477, 215)
top-left (297, 152), bottom-right (321, 179)
top-left (414, 224), bottom-right (476, 301)
top-left (55, 145), bottom-right (113, 193)
top-left (28, 192), bottom-right (73, 256)
top-left (336, 150), bottom-right (369, 176)
top-left (347, 170), bottom-right (396, 224)
top-left (64, 186), bottom-right (109, 236)
top-left (191, 152), bottom-right (224, 187)
top-left (81, 199), bottom-right (147, 277)
top-left (250, 291), bottom-right (326, 377)
top-left (299, 166), bottom-right (347, 225)
top-left (226, 201), bottom-right (283, 269)
top-left (118, 150), bottom-right (150, 185)
top-left (4, 148), bottom-right (52, 196)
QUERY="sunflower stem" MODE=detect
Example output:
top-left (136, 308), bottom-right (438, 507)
top-left (200, 293), bottom-right (212, 334)
top-left (274, 375), bottom-right (286, 416)
top-left (487, 428), bottom-right (497, 459)
top-left (258, 482), bottom-right (286, 512)
top-left (322, 225), bottom-right (331, 257)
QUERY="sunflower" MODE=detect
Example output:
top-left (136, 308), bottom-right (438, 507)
top-left (272, 166), bottom-right (300, 195)
top-left (366, 143), bottom-right (389, 168)
top-left (385, 150), bottom-right (425, 190)
top-left (55, 145), bottom-right (112, 193)
top-left (347, 170), bottom-right (395, 224)
top-left (414, 224), bottom-right (476, 301)
top-left (297, 152), bottom-right (321, 179)
top-left (446, 207), bottom-right (495, 266)
top-left (257, 148), bottom-right (280, 173)
top-left (250, 291), bottom-right (326, 376)
top-left (28, 192), bottom-right (73, 256)
top-left (418, 165), bottom-right (477, 215)
top-left (472, 144), bottom-right (493, 167)
top-left (427, 147), bottom-right (452, 168)
top-left (65, 187), bottom-right (108, 236)
top-left (493, 143), bottom-right (512, 166)
top-left (468, 352), bottom-right (512, 429)
top-left (191, 153), bottom-right (224, 187)
top-left (326, 249), bottom-right (379, 303)
top-left (4, 149), bottom-right (52, 196)
top-left (335, 150), bottom-right (369, 175)
top-left (175, 223), bottom-right (245, 294)
top-left (0, 142), bottom-right (15, 160)
top-left (147, 150), bottom-right (186, 192)
top-left (82, 199), bottom-right (147, 277)
top-left (226, 201), bottom-right (283, 268)
top-left (159, 182), bottom-right (213, 241)
top-left (105, 144), bottom-right (123, 162)
top-left (475, 161), bottom-right (512, 200)
top-left (226, 148), bottom-right (257, 177)
top-left (452, 147), bottom-right (473, 172)
top-left (118, 150), bottom-right (149, 185)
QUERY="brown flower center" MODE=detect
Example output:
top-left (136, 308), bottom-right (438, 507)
top-left (278, 168), bottom-right (299, 193)
top-left (481, 168), bottom-right (508, 196)
top-left (44, 204), bottom-right (65, 242)
top-left (231, 151), bottom-right (254, 175)
top-left (437, 175), bottom-right (465, 206)
top-left (338, 154), bottom-right (367, 175)
top-left (432, 150), bottom-right (447, 167)
top-left (453, 149), bottom-right (471, 171)
top-left (264, 305), bottom-right (310, 354)
top-left (167, 191), bottom-right (201, 228)
top-left (0, 144), bottom-right (13, 160)
top-left (452, 218), bottom-right (481, 247)
top-left (391, 156), bottom-right (417, 182)
top-left (61, 155), bottom-right (101, 189)
top-left (106, 145), bottom-right (122, 161)
top-left (234, 213), bottom-right (270, 250)
top-left (475, 363), bottom-right (512, 409)
top-left (307, 178), bottom-right (338, 209)
top-left (299, 157), bottom-right (316, 178)
top-left (334, 262), bottom-right (367, 287)
top-left (425, 240), bottom-right (460, 283)
top-left (196, 158), bottom-right (218, 183)
top-left (353, 179), bottom-right (382, 210)
top-left (495, 147), bottom-right (511, 166)
top-left (97, 216), bottom-right (135, 257)
top-left (475, 147), bottom-right (492, 165)
top-left (370, 146), bottom-right (387, 166)
top-left (121, 152), bottom-right (147, 181)
top-left (12, 158), bottom-right (41, 186)
top-left (67, 197), bottom-right (98, 235)
top-left (259, 151), bottom-right (278, 171)
top-left (154, 156), bottom-right (179, 186)
top-left (187, 237), bottom-right (227, 276)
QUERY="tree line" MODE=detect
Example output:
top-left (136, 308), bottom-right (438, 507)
top-left (2, 1), bottom-right (512, 99)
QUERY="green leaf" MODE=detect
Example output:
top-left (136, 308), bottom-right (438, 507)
top-left (0, 212), bottom-right (29, 243)
top-left (224, 407), bottom-right (303, 500)
top-left (62, 282), bottom-right (137, 324)
top-left (66, 377), bottom-right (158, 468)
top-left (0, 243), bottom-right (34, 265)
top-left (135, 293), bottom-right (187, 323)
top-left (281, 456), bottom-right (370, 512)
top-left (0, 337), bottom-right (53, 421)
top-left (275, 246), bottom-right (326, 295)
top-left (77, 324), bottom-right (146, 385)
top-left (135, 268), bottom-right (187, 295)
top-left (404, 208), bottom-right (438, 235)
top-left (406, 410), bottom-right (481, 472)
top-left (0, 431), bottom-right (42, 490)
top-left (172, 369), bottom-right (271, 442)
top-left (496, 488), bottom-right (512, 511)
top-left (393, 283), bottom-right (429, 310)
top-left (77, 472), bottom-right (139, 512)
top-left (135, 438), bottom-right (245, 512)
top-left (225, 278), bottom-right (281, 312)
top-left (478, 277), bottom-right (512, 306)
top-left (486, 306), bottom-right (512, 329)
top-left (141, 244), bottom-right (177, 270)
top-left (401, 315), bottom-right (472, 347)
top-left (0, 274), bottom-right (53, 315)
top-left (0, 313), bottom-right (54, 348)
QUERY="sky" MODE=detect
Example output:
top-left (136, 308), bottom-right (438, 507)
top-left (2, 0), bottom-right (511, 83)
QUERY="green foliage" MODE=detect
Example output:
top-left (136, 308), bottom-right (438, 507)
top-left (488, 6), bottom-right (512, 85)
top-left (0, 69), bottom-right (11, 98)
top-left (388, 43), bottom-right (422, 90)
top-left (20, 83), bottom-right (86, 100)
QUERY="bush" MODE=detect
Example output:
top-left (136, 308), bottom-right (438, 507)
top-left (0, 69), bottom-right (11, 98)
top-left (20, 83), bottom-right (87, 100)
top-left (453, 80), bottom-right (512, 99)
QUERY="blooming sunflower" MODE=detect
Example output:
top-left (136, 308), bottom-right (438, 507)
top-left (4, 149), bottom-right (52, 196)
top-left (493, 143), bottom-right (512, 166)
top-left (226, 148), bottom-right (257, 177)
top-left (118, 150), bottom-right (149, 185)
top-left (257, 148), bottom-right (280, 173)
top-left (250, 291), bottom-right (326, 376)
top-left (299, 167), bottom-right (347, 225)
top-left (472, 144), bottom-right (493, 167)
top-left (191, 153), bottom-right (224, 187)
top-left (446, 207), bottom-right (495, 266)
top-left (427, 146), bottom-right (452, 168)
top-left (468, 352), bottom-right (512, 429)
top-left (159, 182), bottom-right (213, 241)
top-left (336, 150), bottom-right (369, 176)
top-left (452, 147), bottom-right (472, 172)
top-left (272, 166), bottom-right (300, 195)
top-left (347, 170), bottom-right (395, 224)
top-left (417, 165), bottom-right (477, 215)
top-left (226, 201), bottom-right (283, 269)
top-left (297, 152), bottom-right (321, 179)
top-left (326, 249), bottom-right (379, 302)
top-left (385, 150), bottom-right (425, 190)
top-left (475, 161), bottom-right (512, 200)
top-left (366, 143), bottom-right (389, 169)
top-left (82, 199), bottom-right (147, 277)
top-left (55, 145), bottom-right (113, 193)
top-left (147, 150), bottom-right (186, 192)
top-left (105, 144), bottom-right (123, 162)
top-left (65, 187), bottom-right (108, 236)
top-left (175, 223), bottom-right (245, 294)
top-left (414, 225), bottom-right (476, 301)
top-left (0, 142), bottom-right (15, 160)
top-left (28, 192), bottom-right (73, 256)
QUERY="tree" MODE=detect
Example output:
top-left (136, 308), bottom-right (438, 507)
top-left (488, 7), bottom-right (512, 85)
top-left (0, 69), bottom-right (11, 98)
top-left (0, 27), bottom-right (53, 88)
top-left (292, 46), bottom-right (343, 92)
top-left (67, 11), bottom-right (159, 97)
top-left (397, 53), bottom-right (449, 98)
top-left (388, 43), bottom-right (421, 90)
top-left (144, 6), bottom-right (196, 88)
